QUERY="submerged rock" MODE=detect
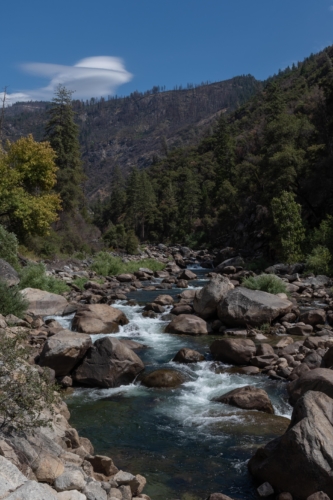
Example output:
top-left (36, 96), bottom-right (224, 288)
top-left (141, 369), bottom-right (185, 388)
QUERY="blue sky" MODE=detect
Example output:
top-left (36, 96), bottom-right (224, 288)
top-left (2, 0), bottom-right (333, 102)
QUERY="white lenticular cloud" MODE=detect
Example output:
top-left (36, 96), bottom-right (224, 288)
top-left (3, 56), bottom-right (133, 104)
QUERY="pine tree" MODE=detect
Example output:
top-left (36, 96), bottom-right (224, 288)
top-left (45, 85), bottom-right (84, 212)
top-left (271, 191), bottom-right (305, 263)
top-left (213, 114), bottom-right (236, 195)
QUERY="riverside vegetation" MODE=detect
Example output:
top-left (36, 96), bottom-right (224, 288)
top-left (2, 45), bottom-right (333, 500)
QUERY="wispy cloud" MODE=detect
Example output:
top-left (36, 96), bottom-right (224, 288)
top-left (2, 56), bottom-right (132, 104)
top-left (329, 5), bottom-right (333, 10)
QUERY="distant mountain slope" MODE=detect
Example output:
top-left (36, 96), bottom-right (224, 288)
top-left (3, 75), bottom-right (261, 199)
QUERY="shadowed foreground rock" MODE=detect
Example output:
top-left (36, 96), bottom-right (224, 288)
top-left (213, 386), bottom-right (274, 414)
top-left (248, 390), bottom-right (333, 499)
top-left (217, 287), bottom-right (292, 327)
top-left (287, 368), bottom-right (333, 406)
top-left (73, 337), bottom-right (144, 387)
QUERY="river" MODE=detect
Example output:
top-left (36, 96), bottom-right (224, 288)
top-left (56, 268), bottom-right (292, 500)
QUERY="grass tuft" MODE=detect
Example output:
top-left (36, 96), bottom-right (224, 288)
top-left (18, 263), bottom-right (69, 294)
top-left (90, 252), bottom-right (165, 277)
top-left (242, 274), bottom-right (288, 295)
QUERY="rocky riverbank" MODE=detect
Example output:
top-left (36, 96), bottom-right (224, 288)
top-left (1, 246), bottom-right (333, 499)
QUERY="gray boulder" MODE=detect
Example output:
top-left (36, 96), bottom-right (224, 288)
top-left (165, 314), bottom-right (208, 335)
top-left (193, 276), bottom-right (234, 319)
top-left (20, 287), bottom-right (68, 316)
top-left (217, 287), bottom-right (292, 327)
top-left (39, 330), bottom-right (92, 377)
top-left (213, 386), bottom-right (274, 414)
top-left (5, 481), bottom-right (58, 499)
top-left (0, 258), bottom-right (20, 286)
top-left (210, 338), bottom-right (256, 365)
top-left (288, 368), bottom-right (333, 406)
top-left (72, 304), bottom-right (129, 334)
top-left (172, 348), bottom-right (205, 363)
top-left (248, 390), bottom-right (333, 499)
top-left (73, 337), bottom-right (144, 388)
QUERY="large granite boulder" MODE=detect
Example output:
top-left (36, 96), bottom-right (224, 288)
top-left (73, 337), bottom-right (144, 388)
top-left (287, 368), bottom-right (333, 406)
top-left (248, 391), bottom-right (333, 499)
top-left (39, 330), bottom-right (92, 377)
top-left (193, 276), bottom-right (234, 319)
top-left (0, 258), bottom-right (20, 286)
top-left (213, 386), bottom-right (274, 414)
top-left (72, 304), bottom-right (129, 334)
top-left (165, 314), bottom-right (208, 335)
top-left (210, 338), bottom-right (256, 365)
top-left (20, 287), bottom-right (68, 316)
top-left (217, 287), bottom-right (293, 327)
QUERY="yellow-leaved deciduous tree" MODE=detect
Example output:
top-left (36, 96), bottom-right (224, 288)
top-left (0, 135), bottom-right (61, 237)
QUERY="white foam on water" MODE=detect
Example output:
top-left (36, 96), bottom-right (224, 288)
top-left (53, 291), bottom-right (292, 443)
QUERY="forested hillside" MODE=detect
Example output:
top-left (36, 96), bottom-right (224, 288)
top-left (94, 46), bottom-right (333, 266)
top-left (3, 75), bottom-right (260, 199)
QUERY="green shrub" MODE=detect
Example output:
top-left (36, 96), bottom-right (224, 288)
top-left (19, 263), bottom-right (69, 294)
top-left (71, 276), bottom-right (89, 290)
top-left (242, 274), bottom-right (288, 295)
top-left (0, 225), bottom-right (20, 270)
top-left (0, 281), bottom-right (28, 318)
top-left (306, 245), bottom-right (331, 275)
top-left (90, 252), bottom-right (165, 276)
